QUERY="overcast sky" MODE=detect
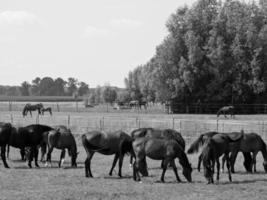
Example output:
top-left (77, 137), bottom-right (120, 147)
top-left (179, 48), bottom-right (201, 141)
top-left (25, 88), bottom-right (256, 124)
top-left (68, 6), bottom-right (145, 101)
top-left (0, 0), bottom-right (196, 88)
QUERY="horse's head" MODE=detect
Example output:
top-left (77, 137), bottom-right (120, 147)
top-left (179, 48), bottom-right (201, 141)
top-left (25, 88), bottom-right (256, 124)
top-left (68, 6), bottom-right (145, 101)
top-left (182, 163), bottom-right (192, 182)
top-left (203, 162), bottom-right (214, 184)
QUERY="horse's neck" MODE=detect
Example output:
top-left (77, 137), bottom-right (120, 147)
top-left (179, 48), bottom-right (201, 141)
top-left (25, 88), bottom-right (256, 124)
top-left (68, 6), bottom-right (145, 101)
top-left (178, 150), bottom-right (190, 168)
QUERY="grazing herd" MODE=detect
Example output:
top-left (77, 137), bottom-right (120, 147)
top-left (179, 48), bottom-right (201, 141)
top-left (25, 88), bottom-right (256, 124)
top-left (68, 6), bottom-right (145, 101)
top-left (0, 122), bottom-right (267, 184)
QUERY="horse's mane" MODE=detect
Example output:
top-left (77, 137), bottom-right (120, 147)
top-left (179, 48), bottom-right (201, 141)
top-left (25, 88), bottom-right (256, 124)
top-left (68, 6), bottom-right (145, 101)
top-left (187, 132), bottom-right (218, 154)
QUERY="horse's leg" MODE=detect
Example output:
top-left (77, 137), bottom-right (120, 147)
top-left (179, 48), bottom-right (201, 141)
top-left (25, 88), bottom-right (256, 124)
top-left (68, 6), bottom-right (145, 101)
top-left (108, 154), bottom-right (119, 176)
top-left (229, 150), bottom-right (239, 173)
top-left (34, 146), bottom-right (39, 168)
top-left (160, 158), bottom-right (169, 182)
top-left (221, 154), bottom-right (225, 172)
top-left (243, 152), bottom-right (253, 172)
top-left (198, 153), bottom-right (203, 172)
top-left (118, 153), bottom-right (125, 177)
top-left (170, 160), bottom-right (181, 182)
top-left (133, 160), bottom-right (141, 181)
top-left (28, 147), bottom-right (34, 168)
top-left (1, 145), bottom-right (9, 168)
top-left (85, 151), bottom-right (94, 178)
top-left (216, 158), bottom-right (220, 181)
top-left (59, 149), bottom-right (66, 168)
top-left (6, 145), bottom-right (9, 160)
top-left (252, 151), bottom-right (258, 173)
top-left (40, 144), bottom-right (46, 162)
top-left (20, 148), bottom-right (26, 161)
top-left (225, 153), bottom-right (232, 182)
top-left (46, 146), bottom-right (54, 167)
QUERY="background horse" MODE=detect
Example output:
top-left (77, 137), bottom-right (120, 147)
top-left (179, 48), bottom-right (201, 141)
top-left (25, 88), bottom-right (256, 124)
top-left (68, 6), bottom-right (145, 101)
top-left (222, 132), bottom-right (267, 173)
top-left (41, 107), bottom-right (52, 116)
top-left (132, 137), bottom-right (192, 183)
top-left (22, 103), bottom-right (44, 117)
top-left (130, 127), bottom-right (185, 167)
top-left (201, 133), bottom-right (240, 184)
top-left (45, 126), bottom-right (78, 168)
top-left (7, 124), bottom-right (54, 168)
top-left (187, 131), bottom-right (252, 172)
top-left (217, 106), bottom-right (235, 118)
top-left (82, 130), bottom-right (133, 178)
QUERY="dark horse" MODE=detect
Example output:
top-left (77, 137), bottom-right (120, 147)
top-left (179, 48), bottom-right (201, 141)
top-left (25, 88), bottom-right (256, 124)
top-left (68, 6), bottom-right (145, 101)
top-left (217, 106), bottom-right (235, 118)
top-left (132, 137), bottom-right (192, 183)
top-left (0, 122), bottom-right (13, 168)
top-left (222, 132), bottom-right (267, 173)
top-left (6, 124), bottom-right (55, 168)
top-left (187, 131), bottom-right (252, 172)
top-left (130, 127), bottom-right (185, 167)
top-left (44, 126), bottom-right (78, 168)
top-left (201, 133), bottom-right (241, 184)
top-left (22, 103), bottom-right (44, 117)
top-left (81, 130), bottom-right (134, 178)
top-left (41, 107), bottom-right (52, 116)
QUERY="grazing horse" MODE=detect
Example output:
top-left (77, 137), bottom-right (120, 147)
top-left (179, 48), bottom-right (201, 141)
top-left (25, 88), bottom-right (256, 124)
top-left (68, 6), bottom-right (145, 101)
top-left (187, 131), bottom-right (252, 172)
top-left (82, 130), bottom-right (134, 178)
top-left (7, 124), bottom-right (55, 168)
top-left (201, 133), bottom-right (243, 184)
top-left (22, 103), bottom-right (43, 117)
top-left (41, 107), bottom-right (52, 116)
top-left (45, 126), bottom-right (78, 168)
top-left (217, 106), bottom-right (235, 118)
top-left (132, 137), bottom-right (192, 183)
top-left (129, 128), bottom-right (185, 168)
top-left (222, 132), bottom-right (267, 173)
top-left (0, 122), bottom-right (13, 168)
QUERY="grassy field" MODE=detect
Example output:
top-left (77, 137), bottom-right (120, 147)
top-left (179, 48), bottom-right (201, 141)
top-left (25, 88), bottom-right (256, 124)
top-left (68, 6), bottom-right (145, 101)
top-left (1, 112), bottom-right (267, 199)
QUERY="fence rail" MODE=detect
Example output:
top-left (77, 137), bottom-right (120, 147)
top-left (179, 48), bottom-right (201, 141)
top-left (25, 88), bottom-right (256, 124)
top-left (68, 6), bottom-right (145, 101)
top-left (1, 113), bottom-right (267, 142)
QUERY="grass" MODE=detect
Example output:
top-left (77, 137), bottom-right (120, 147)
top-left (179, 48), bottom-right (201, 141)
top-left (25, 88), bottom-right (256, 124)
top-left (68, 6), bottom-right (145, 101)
top-left (1, 111), bottom-right (267, 199)
top-left (2, 140), bottom-right (267, 200)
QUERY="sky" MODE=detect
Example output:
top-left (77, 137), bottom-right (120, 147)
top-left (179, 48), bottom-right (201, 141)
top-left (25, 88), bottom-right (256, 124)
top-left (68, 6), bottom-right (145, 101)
top-left (0, 0), bottom-right (196, 88)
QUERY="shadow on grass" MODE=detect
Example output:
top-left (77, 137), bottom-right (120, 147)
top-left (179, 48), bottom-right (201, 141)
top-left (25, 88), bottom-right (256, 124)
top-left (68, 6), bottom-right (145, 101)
top-left (219, 178), bottom-right (267, 185)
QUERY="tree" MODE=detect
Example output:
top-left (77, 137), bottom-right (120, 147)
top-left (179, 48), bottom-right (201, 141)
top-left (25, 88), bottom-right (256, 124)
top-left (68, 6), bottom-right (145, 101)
top-left (102, 85), bottom-right (117, 104)
top-left (20, 81), bottom-right (31, 96)
top-left (78, 82), bottom-right (89, 96)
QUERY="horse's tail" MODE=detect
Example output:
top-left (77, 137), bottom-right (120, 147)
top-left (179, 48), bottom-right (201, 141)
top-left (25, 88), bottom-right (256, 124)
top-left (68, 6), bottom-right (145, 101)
top-left (187, 134), bottom-right (205, 154)
top-left (260, 135), bottom-right (267, 151)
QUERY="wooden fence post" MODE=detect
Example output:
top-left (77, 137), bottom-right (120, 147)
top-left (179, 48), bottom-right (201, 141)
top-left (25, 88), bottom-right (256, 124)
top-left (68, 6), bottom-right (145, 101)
top-left (67, 115), bottom-right (70, 128)
top-left (10, 114), bottom-right (13, 124)
top-left (172, 117), bottom-right (175, 129)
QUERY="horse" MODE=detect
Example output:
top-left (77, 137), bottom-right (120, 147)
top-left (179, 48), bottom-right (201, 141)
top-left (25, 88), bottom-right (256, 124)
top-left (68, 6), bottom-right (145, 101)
top-left (0, 122), bottom-right (13, 168)
top-left (217, 106), bottom-right (235, 118)
top-left (187, 131), bottom-right (251, 172)
top-left (41, 107), bottom-right (52, 116)
top-left (201, 133), bottom-right (234, 184)
top-left (129, 100), bottom-right (147, 110)
top-left (81, 130), bottom-right (134, 178)
top-left (132, 137), bottom-right (192, 183)
top-left (22, 103), bottom-right (44, 117)
top-left (222, 132), bottom-right (267, 173)
top-left (44, 126), bottom-right (78, 168)
top-left (6, 124), bottom-right (55, 168)
top-left (129, 128), bottom-right (185, 167)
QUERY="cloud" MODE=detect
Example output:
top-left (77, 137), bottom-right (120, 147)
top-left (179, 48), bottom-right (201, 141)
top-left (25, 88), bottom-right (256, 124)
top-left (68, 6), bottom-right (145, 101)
top-left (0, 11), bottom-right (41, 26)
top-left (82, 25), bottom-right (110, 38)
top-left (109, 18), bottom-right (142, 29)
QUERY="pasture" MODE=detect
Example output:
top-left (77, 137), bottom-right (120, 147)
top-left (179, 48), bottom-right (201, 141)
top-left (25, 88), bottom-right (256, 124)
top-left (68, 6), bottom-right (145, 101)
top-left (1, 111), bottom-right (267, 199)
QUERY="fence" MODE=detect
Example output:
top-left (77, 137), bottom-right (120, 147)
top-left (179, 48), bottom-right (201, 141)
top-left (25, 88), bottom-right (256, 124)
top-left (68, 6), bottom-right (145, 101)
top-left (1, 112), bottom-right (267, 142)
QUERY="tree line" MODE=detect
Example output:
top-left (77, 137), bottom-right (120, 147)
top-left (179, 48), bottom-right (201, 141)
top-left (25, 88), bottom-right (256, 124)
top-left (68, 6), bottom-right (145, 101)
top-left (125, 0), bottom-right (267, 105)
top-left (0, 77), bottom-right (89, 97)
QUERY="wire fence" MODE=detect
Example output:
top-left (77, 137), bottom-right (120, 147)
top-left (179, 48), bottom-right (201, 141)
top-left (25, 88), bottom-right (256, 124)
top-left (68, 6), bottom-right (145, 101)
top-left (1, 113), bottom-right (267, 143)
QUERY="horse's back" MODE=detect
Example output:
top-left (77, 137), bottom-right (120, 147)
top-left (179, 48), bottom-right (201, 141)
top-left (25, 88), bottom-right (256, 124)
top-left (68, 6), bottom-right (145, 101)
top-left (240, 133), bottom-right (264, 151)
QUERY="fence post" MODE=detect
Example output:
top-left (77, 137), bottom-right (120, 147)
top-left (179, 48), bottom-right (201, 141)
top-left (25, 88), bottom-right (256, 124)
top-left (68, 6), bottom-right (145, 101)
top-left (216, 119), bottom-right (219, 132)
top-left (57, 103), bottom-right (60, 112)
top-left (10, 114), bottom-right (13, 124)
top-left (102, 117), bottom-right (105, 131)
top-left (67, 115), bottom-right (70, 128)
top-left (36, 113), bottom-right (39, 124)
top-left (99, 118), bottom-right (102, 131)
top-left (172, 117), bottom-right (175, 129)
top-left (180, 120), bottom-right (182, 134)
